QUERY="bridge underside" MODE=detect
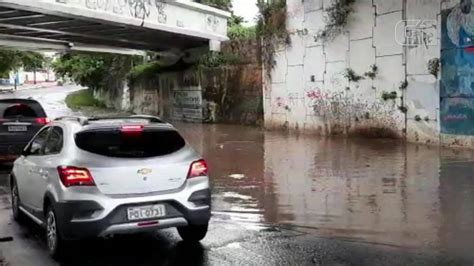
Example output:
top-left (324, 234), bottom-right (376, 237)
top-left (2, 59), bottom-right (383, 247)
top-left (0, 1), bottom-right (228, 54)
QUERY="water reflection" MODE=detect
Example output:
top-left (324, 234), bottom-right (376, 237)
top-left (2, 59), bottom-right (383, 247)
top-left (176, 123), bottom-right (474, 251)
top-left (438, 152), bottom-right (474, 256)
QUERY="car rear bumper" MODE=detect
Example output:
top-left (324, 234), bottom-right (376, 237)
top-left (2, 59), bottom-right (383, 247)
top-left (53, 189), bottom-right (211, 240)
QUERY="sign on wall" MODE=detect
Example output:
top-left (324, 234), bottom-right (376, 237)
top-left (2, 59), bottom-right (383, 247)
top-left (163, 71), bottom-right (203, 121)
top-left (172, 88), bottom-right (203, 121)
top-left (440, 0), bottom-right (474, 135)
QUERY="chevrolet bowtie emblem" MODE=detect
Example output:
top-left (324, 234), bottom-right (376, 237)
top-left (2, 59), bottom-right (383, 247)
top-left (137, 168), bottom-right (152, 175)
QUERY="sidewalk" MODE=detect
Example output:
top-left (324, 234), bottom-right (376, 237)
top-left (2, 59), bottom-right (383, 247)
top-left (0, 82), bottom-right (58, 94)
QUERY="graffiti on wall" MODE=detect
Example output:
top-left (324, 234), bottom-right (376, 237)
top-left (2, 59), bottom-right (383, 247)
top-left (440, 0), bottom-right (474, 135)
top-left (395, 19), bottom-right (438, 48)
top-left (205, 15), bottom-right (220, 32)
top-left (58, 0), bottom-right (167, 23)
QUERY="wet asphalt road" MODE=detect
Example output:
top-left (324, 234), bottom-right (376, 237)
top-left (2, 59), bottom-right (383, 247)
top-left (1, 86), bottom-right (474, 265)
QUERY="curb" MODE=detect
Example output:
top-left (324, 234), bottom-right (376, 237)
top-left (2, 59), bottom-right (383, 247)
top-left (0, 83), bottom-right (57, 93)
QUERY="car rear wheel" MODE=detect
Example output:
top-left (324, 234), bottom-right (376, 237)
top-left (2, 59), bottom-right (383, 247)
top-left (11, 177), bottom-right (24, 222)
top-left (46, 206), bottom-right (67, 259)
top-left (177, 224), bottom-right (208, 242)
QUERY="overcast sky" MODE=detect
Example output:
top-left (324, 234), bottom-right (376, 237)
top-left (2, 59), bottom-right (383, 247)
top-left (232, 0), bottom-right (258, 25)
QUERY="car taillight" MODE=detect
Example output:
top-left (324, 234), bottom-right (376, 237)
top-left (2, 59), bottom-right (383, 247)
top-left (57, 166), bottom-right (95, 187)
top-left (35, 117), bottom-right (50, 125)
top-left (187, 159), bottom-right (208, 179)
top-left (121, 125), bottom-right (144, 137)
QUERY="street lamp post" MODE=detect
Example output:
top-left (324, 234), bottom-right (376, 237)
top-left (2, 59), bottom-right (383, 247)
top-left (14, 71), bottom-right (17, 91)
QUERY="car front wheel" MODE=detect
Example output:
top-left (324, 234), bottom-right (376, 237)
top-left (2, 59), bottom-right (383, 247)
top-left (177, 224), bottom-right (208, 242)
top-left (11, 177), bottom-right (24, 222)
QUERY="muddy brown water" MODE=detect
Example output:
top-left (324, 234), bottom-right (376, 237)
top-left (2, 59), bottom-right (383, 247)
top-left (1, 86), bottom-right (473, 255)
top-left (175, 122), bottom-right (474, 254)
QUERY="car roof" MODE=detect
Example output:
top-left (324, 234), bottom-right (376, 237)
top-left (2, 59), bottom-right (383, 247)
top-left (53, 115), bottom-right (175, 130)
top-left (0, 98), bottom-right (41, 104)
top-left (0, 98), bottom-right (46, 117)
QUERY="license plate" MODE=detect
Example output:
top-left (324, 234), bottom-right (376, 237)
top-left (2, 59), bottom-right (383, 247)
top-left (8, 126), bottom-right (27, 132)
top-left (127, 204), bottom-right (166, 221)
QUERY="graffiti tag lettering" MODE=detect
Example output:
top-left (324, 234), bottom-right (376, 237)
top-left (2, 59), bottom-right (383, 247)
top-left (395, 19), bottom-right (438, 48)
top-left (60, 0), bottom-right (167, 23)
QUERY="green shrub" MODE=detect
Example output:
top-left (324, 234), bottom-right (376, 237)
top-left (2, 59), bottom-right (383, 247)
top-left (65, 89), bottom-right (104, 109)
top-left (128, 62), bottom-right (163, 85)
top-left (199, 52), bottom-right (241, 68)
top-left (228, 25), bottom-right (257, 40)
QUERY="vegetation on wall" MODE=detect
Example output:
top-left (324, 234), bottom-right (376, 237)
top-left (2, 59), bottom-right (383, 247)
top-left (256, 0), bottom-right (288, 75)
top-left (314, 0), bottom-right (356, 42)
top-left (228, 25), bottom-right (257, 40)
top-left (198, 51), bottom-right (241, 68)
top-left (227, 14), bottom-right (257, 40)
top-left (382, 91), bottom-right (398, 101)
top-left (364, 64), bottom-right (378, 79)
top-left (344, 68), bottom-right (364, 83)
top-left (128, 61), bottom-right (163, 85)
top-left (399, 80), bottom-right (408, 90)
top-left (398, 105), bottom-right (408, 113)
top-left (428, 58), bottom-right (440, 78)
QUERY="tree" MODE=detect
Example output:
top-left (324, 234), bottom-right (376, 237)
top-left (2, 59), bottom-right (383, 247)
top-left (52, 53), bottom-right (109, 90)
top-left (228, 14), bottom-right (245, 26)
top-left (0, 50), bottom-right (22, 79)
top-left (20, 51), bottom-right (45, 84)
top-left (52, 52), bottom-right (137, 91)
top-left (227, 14), bottom-right (256, 40)
top-left (0, 49), bottom-right (46, 88)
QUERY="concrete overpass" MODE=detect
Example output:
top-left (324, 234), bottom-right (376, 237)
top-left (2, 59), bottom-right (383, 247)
top-left (0, 0), bottom-right (230, 54)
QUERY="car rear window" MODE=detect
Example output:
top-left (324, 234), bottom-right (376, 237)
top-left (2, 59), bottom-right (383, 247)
top-left (0, 101), bottom-right (45, 118)
top-left (75, 129), bottom-right (186, 158)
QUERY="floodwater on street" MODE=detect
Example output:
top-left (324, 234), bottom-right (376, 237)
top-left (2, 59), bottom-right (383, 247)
top-left (177, 123), bottom-right (474, 255)
top-left (1, 86), bottom-right (474, 265)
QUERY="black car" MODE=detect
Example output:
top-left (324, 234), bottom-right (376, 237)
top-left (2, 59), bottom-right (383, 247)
top-left (0, 99), bottom-right (49, 161)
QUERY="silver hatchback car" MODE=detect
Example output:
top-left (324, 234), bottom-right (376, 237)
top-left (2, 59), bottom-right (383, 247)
top-left (10, 116), bottom-right (211, 258)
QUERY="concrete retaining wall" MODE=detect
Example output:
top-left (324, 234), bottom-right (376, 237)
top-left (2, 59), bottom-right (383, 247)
top-left (264, 0), bottom-right (474, 148)
top-left (94, 39), bottom-right (263, 125)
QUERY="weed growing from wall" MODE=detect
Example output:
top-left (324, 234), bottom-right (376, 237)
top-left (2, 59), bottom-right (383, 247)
top-left (399, 80), bottom-right (408, 90)
top-left (398, 106), bottom-right (408, 113)
top-left (198, 52), bottom-right (242, 68)
top-left (257, 0), bottom-right (289, 77)
top-left (364, 64), bottom-right (378, 79)
top-left (428, 58), bottom-right (440, 78)
top-left (382, 91), bottom-right (398, 101)
top-left (344, 68), bottom-right (364, 83)
top-left (314, 0), bottom-right (356, 42)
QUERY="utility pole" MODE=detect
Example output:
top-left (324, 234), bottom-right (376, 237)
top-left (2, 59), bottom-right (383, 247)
top-left (14, 71), bottom-right (17, 91)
